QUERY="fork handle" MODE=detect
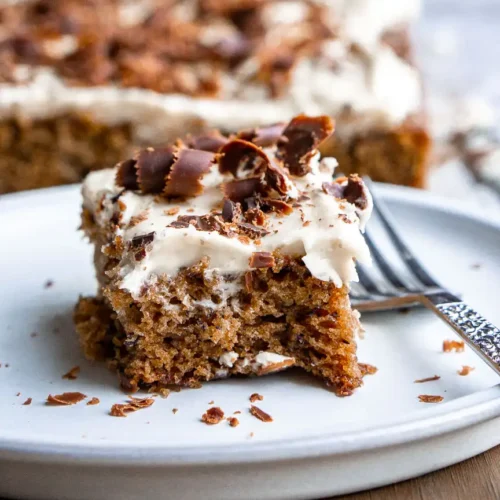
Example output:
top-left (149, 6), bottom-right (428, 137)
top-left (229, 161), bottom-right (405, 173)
top-left (422, 292), bottom-right (500, 374)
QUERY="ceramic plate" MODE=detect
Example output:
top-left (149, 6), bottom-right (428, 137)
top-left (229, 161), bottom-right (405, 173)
top-left (0, 184), bottom-right (499, 500)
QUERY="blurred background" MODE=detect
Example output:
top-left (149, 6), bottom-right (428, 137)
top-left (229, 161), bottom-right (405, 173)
top-left (418, 0), bottom-right (500, 210)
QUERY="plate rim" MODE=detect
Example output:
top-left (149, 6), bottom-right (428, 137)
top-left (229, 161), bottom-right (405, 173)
top-left (1, 182), bottom-right (499, 466)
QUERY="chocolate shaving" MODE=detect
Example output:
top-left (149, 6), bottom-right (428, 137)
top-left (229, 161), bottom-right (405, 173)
top-left (458, 365), bottom-right (475, 376)
top-left (110, 397), bottom-right (155, 417)
top-left (22, 397), bottom-right (32, 405)
top-left (223, 177), bottom-right (267, 202)
top-left (164, 148), bottom-right (214, 197)
top-left (169, 214), bottom-right (228, 234)
top-left (238, 122), bottom-right (286, 147)
top-left (265, 159), bottom-right (293, 195)
top-left (238, 222), bottom-right (269, 239)
top-left (136, 147), bottom-right (176, 194)
top-left (186, 131), bottom-right (229, 153)
top-left (418, 395), bottom-right (444, 403)
top-left (249, 393), bottom-right (263, 402)
top-left (244, 208), bottom-right (266, 226)
top-left (249, 405), bottom-right (273, 422)
top-left (249, 251), bottom-right (275, 268)
top-left (130, 231), bottom-right (155, 249)
top-left (222, 199), bottom-right (242, 223)
top-left (342, 174), bottom-right (368, 210)
top-left (47, 392), bottom-right (87, 405)
top-left (217, 139), bottom-right (270, 177)
top-left (323, 175), bottom-right (368, 210)
top-left (228, 416), bottom-right (240, 427)
top-left (62, 365), bottom-right (80, 380)
top-left (415, 375), bottom-right (441, 383)
top-left (443, 340), bottom-right (465, 352)
top-left (116, 158), bottom-right (139, 190)
top-left (87, 397), bottom-right (100, 405)
top-left (201, 406), bottom-right (225, 424)
top-left (262, 199), bottom-right (293, 216)
top-left (278, 115), bottom-right (334, 176)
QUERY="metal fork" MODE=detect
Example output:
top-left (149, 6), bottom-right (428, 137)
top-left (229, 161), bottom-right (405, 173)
top-left (350, 179), bottom-right (500, 375)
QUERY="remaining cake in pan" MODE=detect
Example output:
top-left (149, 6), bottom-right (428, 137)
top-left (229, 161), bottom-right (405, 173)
top-left (0, 0), bottom-right (429, 193)
top-left (74, 115), bottom-right (373, 396)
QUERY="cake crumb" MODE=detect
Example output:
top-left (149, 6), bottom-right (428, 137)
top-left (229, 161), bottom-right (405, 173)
top-left (443, 340), bottom-right (465, 352)
top-left (22, 397), bottom-right (32, 405)
top-left (202, 407), bottom-right (225, 425)
top-left (233, 410), bottom-right (241, 415)
top-left (87, 397), bottom-right (100, 405)
top-left (208, 400), bottom-right (214, 405)
top-left (418, 395), bottom-right (444, 403)
top-left (44, 280), bottom-right (54, 289)
top-left (458, 365), bottom-right (475, 376)
top-left (62, 366), bottom-right (80, 380)
top-left (47, 392), bottom-right (87, 406)
top-left (228, 417), bottom-right (240, 427)
top-left (359, 363), bottom-right (378, 376)
top-left (249, 393), bottom-right (263, 403)
top-left (415, 375), bottom-right (441, 383)
top-left (172, 408), bottom-right (178, 414)
top-left (249, 432), bottom-right (255, 438)
top-left (16, 392), bottom-right (21, 397)
top-left (249, 405), bottom-right (273, 422)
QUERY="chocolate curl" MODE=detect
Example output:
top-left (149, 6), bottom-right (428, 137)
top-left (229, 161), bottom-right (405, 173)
top-left (116, 158), bottom-right (139, 190)
top-left (185, 131), bottom-right (229, 153)
top-left (249, 252), bottom-right (275, 268)
top-left (164, 149), bottom-right (215, 198)
top-left (217, 139), bottom-right (270, 178)
top-left (237, 123), bottom-right (286, 147)
top-left (222, 177), bottom-right (267, 202)
top-left (278, 115), bottom-right (335, 176)
top-left (265, 159), bottom-right (293, 196)
top-left (136, 147), bottom-right (176, 194)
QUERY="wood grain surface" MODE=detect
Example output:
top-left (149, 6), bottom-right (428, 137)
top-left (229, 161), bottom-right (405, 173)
top-left (335, 445), bottom-right (500, 500)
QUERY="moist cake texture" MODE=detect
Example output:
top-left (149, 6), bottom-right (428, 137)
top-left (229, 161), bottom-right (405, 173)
top-left (74, 115), bottom-right (373, 395)
top-left (0, 0), bottom-right (429, 193)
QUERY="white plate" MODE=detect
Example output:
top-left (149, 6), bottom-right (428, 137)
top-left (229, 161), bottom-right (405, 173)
top-left (0, 184), bottom-right (499, 500)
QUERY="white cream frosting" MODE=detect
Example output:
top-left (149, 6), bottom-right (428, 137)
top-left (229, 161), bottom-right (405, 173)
top-left (83, 152), bottom-right (372, 298)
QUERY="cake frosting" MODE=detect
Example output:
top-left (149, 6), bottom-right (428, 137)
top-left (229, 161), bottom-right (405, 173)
top-left (83, 132), bottom-right (372, 298)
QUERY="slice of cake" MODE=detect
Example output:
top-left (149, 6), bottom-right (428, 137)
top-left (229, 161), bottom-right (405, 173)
top-left (0, 0), bottom-right (429, 193)
top-left (74, 115), bottom-right (372, 396)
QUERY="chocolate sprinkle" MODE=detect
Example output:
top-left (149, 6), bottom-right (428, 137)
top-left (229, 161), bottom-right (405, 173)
top-left (278, 115), bottom-right (334, 176)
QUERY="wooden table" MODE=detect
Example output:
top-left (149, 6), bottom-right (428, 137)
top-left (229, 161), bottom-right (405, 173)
top-left (335, 445), bottom-right (500, 500)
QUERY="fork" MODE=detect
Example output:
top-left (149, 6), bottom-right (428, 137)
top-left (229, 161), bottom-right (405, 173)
top-left (350, 179), bottom-right (500, 375)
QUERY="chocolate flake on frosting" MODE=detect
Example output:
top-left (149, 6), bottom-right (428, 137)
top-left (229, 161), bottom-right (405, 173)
top-left (222, 177), bottom-right (267, 202)
top-left (217, 139), bottom-right (270, 178)
top-left (249, 251), bottom-right (275, 268)
top-left (164, 149), bottom-right (215, 198)
top-left (237, 123), bottom-right (286, 148)
top-left (116, 158), bottom-right (139, 191)
top-left (186, 131), bottom-right (229, 153)
top-left (323, 175), bottom-right (368, 210)
top-left (278, 115), bottom-right (335, 176)
top-left (136, 147), bottom-right (176, 194)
